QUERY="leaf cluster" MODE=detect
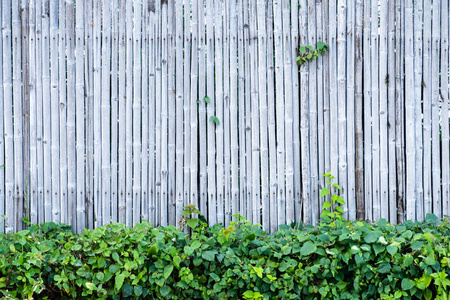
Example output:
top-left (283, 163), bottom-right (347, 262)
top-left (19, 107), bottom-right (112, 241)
top-left (296, 41), bottom-right (329, 66)
top-left (2, 210), bottom-right (450, 299)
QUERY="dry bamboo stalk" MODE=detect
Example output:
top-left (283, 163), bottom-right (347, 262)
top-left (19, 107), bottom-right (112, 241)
top-left (58, 0), bottom-right (68, 225)
top-left (355, 0), bottom-right (364, 220)
top-left (175, 0), bottom-right (184, 224)
top-left (346, 0), bottom-right (355, 220)
top-left (322, 0), bottom-right (330, 207)
top-left (141, 0), bottom-right (149, 224)
top-left (160, 0), bottom-right (169, 226)
top-left (154, 0), bottom-right (162, 225)
top-left (423, 0), bottom-right (432, 217)
top-left (110, 0), bottom-right (119, 224)
top-left (405, 0), bottom-right (416, 220)
top-left (244, 0), bottom-right (252, 222)
top-left (126, 0), bottom-right (133, 227)
top-left (133, 0), bottom-right (142, 226)
top-left (441, 0), bottom-right (450, 216)
top-left (215, 0), bottom-right (224, 225)
top-left (336, 0), bottom-right (346, 218)
top-left (149, 0), bottom-right (157, 224)
top-left (257, 0), bottom-right (268, 230)
top-left (118, 0), bottom-right (126, 224)
top-left (182, 0), bottom-right (190, 224)
top-left (237, 0), bottom-right (244, 218)
top-left (36, 0), bottom-right (45, 226)
top-left (85, 0), bottom-right (94, 229)
top-left (266, 0), bottom-right (277, 233)
top-left (388, 0), bottom-right (397, 223)
top-left (21, 0), bottom-right (29, 231)
top-left (379, 0), bottom-right (389, 220)
top-left (75, 0), bottom-right (85, 232)
top-left (190, 0), bottom-right (198, 213)
top-left (363, 0), bottom-right (372, 220)
top-left (225, 0), bottom-right (232, 223)
top-left (3, 0), bottom-right (14, 232)
top-left (198, 0), bottom-right (207, 219)
top-left (48, 0), bottom-right (59, 225)
top-left (273, 0), bottom-right (284, 226)
top-left (431, 0), bottom-right (441, 218)
top-left (98, 0), bottom-right (111, 225)
top-left (67, 0), bottom-right (76, 228)
top-left (28, 0), bottom-right (37, 226)
top-left (299, 0), bottom-right (310, 224)
top-left (93, 0), bottom-right (102, 227)
top-left (413, 0), bottom-right (424, 221)
top-left (168, 0), bottom-right (176, 225)
top-left (316, 0), bottom-right (324, 219)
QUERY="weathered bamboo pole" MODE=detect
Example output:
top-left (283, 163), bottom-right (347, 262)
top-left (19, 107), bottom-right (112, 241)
top-left (316, 0), bottom-right (324, 221)
top-left (118, 0), bottom-right (126, 224)
top-left (168, 0), bottom-right (176, 225)
top-left (182, 0), bottom-right (190, 225)
top-left (237, 0), bottom-right (245, 218)
top-left (21, 0), bottom-right (29, 230)
top-left (149, 0), bottom-right (157, 224)
top-left (244, 0), bottom-right (252, 222)
top-left (125, 0), bottom-right (133, 226)
top-left (225, 0), bottom-right (232, 222)
top-left (293, 0), bottom-right (301, 224)
top-left (141, 0), bottom-right (149, 224)
top-left (155, 0), bottom-right (162, 225)
top-left (190, 0), bottom-right (198, 213)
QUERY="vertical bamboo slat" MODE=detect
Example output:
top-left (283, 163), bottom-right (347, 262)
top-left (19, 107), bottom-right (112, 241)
top-left (149, 0), bottom-right (156, 224)
top-left (182, 0), bottom-right (190, 224)
top-left (126, 0), bottom-right (134, 226)
top-left (244, 0), bottom-right (252, 222)
top-left (190, 0), bottom-right (198, 214)
top-left (59, 0), bottom-right (67, 225)
top-left (0, 0), bottom-right (6, 232)
top-left (141, 0), bottom-right (149, 224)
top-left (168, 0), bottom-right (176, 225)
top-left (293, 0), bottom-right (301, 224)
top-left (36, 0), bottom-right (44, 226)
top-left (225, 0), bottom-right (232, 223)
top-left (118, 0), bottom-right (126, 224)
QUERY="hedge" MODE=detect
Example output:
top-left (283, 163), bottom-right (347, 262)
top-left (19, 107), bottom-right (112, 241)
top-left (1, 212), bottom-right (450, 300)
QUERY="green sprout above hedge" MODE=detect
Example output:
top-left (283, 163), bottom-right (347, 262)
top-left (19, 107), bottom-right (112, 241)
top-left (296, 41), bottom-right (329, 66)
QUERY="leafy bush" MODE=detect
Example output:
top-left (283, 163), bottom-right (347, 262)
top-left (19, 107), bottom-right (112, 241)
top-left (2, 211), bottom-right (450, 300)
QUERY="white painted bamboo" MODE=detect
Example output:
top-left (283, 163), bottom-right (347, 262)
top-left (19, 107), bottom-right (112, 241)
top-left (155, 0), bottom-right (162, 225)
top-left (118, 0), bottom-right (127, 224)
top-left (160, 0), bottom-right (169, 226)
top-left (101, 0), bottom-right (111, 225)
top-left (299, 0), bottom-right (310, 224)
top-left (307, 0), bottom-right (318, 224)
top-left (133, 0), bottom-right (142, 226)
top-left (198, 0), bottom-right (207, 218)
top-left (257, 0), bottom-right (268, 230)
top-left (273, 0), bottom-right (284, 226)
top-left (58, 0), bottom-right (68, 225)
top-left (182, 0), bottom-right (190, 225)
top-left (379, 0), bottom-right (389, 220)
top-left (293, 0), bottom-right (301, 224)
top-left (175, 0), bottom-right (184, 224)
top-left (266, 0), bottom-right (277, 232)
top-left (21, 0), bottom-right (29, 231)
top-left (441, 0), bottom-right (450, 216)
top-left (230, 0), bottom-right (238, 226)
top-left (413, 0), bottom-right (424, 221)
top-left (110, 0), bottom-right (119, 224)
top-left (355, 0), bottom-right (364, 219)
top-left (168, 0), bottom-right (176, 225)
top-left (388, 0), bottom-right (397, 223)
top-left (67, 0), bottom-right (76, 228)
top-left (215, 0), bottom-right (224, 226)
top-left (423, 0), bottom-right (432, 217)
top-left (41, 0), bottom-right (52, 224)
top-left (405, 0), bottom-right (416, 220)
top-left (336, 0), bottom-right (347, 219)
top-left (29, 0), bottom-right (37, 226)
top-left (48, 0), bottom-right (59, 225)
top-left (363, 0), bottom-right (372, 220)
top-left (75, 0), bottom-right (85, 232)
top-left (93, 0), bottom-right (102, 227)
top-left (190, 0), bottom-right (198, 213)
top-left (346, 0), bottom-right (355, 220)
top-left (237, 0), bottom-right (245, 218)
top-left (36, 0), bottom-right (44, 226)
top-left (322, 0), bottom-right (330, 207)
top-left (0, 0), bottom-right (6, 232)
top-left (431, 0), bottom-right (441, 219)
top-left (244, 0), bottom-right (252, 222)
top-left (149, 0), bottom-right (156, 225)
top-left (126, 0), bottom-right (134, 227)
top-left (329, 0), bottom-right (338, 213)
top-left (141, 0), bottom-right (149, 223)
top-left (225, 0), bottom-right (232, 223)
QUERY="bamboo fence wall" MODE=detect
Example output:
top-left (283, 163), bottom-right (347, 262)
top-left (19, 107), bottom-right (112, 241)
top-left (1, 0), bottom-right (449, 233)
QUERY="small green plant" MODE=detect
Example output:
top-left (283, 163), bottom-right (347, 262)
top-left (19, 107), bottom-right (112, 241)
top-left (180, 204), bottom-right (207, 231)
top-left (242, 290), bottom-right (263, 300)
top-left (209, 116), bottom-right (220, 125)
top-left (319, 171), bottom-right (345, 223)
top-left (296, 41), bottom-right (329, 66)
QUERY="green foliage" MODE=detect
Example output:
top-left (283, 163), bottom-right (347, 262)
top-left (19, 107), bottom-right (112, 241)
top-left (296, 41), bottom-right (329, 66)
top-left (320, 171), bottom-right (346, 224)
top-left (209, 116), bottom-right (220, 126)
top-left (3, 205), bottom-right (450, 299)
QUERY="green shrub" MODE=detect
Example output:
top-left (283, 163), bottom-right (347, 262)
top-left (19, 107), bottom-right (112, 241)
top-left (2, 211), bottom-right (450, 300)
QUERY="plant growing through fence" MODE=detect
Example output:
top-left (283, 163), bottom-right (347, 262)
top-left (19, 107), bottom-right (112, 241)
top-left (296, 41), bottom-right (329, 66)
top-left (319, 171), bottom-right (345, 223)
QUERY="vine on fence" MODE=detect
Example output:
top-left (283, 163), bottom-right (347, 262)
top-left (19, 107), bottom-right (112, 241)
top-left (296, 41), bottom-right (329, 66)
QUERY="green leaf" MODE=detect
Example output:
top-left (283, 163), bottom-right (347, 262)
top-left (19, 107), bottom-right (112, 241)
top-left (134, 286), bottom-right (143, 296)
top-left (401, 278), bottom-right (415, 290)
top-left (85, 282), bottom-right (96, 290)
top-left (307, 54), bottom-right (313, 59)
top-left (197, 99), bottom-right (201, 104)
top-left (320, 188), bottom-right (330, 198)
top-left (115, 273), bottom-right (125, 291)
top-left (364, 231), bottom-right (380, 243)
top-left (332, 183), bottom-right (341, 191)
top-left (160, 285), bottom-right (171, 297)
top-left (163, 264), bottom-right (174, 279)
top-left (187, 218), bottom-right (199, 229)
top-left (411, 240), bottom-right (425, 250)
top-left (149, 243), bottom-right (159, 255)
top-left (202, 251), bottom-right (216, 261)
top-left (386, 244), bottom-right (398, 256)
top-left (376, 262), bottom-right (391, 274)
top-left (204, 96), bottom-right (211, 104)
top-left (109, 264), bottom-right (119, 274)
top-left (425, 213), bottom-right (438, 224)
top-left (300, 46), bottom-right (306, 53)
top-left (300, 241), bottom-right (317, 256)
top-left (173, 255), bottom-right (181, 267)
top-left (184, 246), bottom-right (194, 256)
top-left (322, 201), bottom-right (332, 209)
top-left (191, 240), bottom-right (201, 249)
top-left (306, 45), bottom-right (314, 51)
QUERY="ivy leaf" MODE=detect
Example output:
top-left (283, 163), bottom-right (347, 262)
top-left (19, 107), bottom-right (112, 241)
top-left (364, 231), bottom-right (380, 243)
top-left (299, 46), bottom-right (306, 53)
top-left (300, 241), bottom-right (317, 256)
top-left (115, 273), bottom-right (125, 291)
top-left (187, 218), bottom-right (199, 229)
top-left (202, 251), bottom-right (216, 261)
top-left (197, 99), bottom-right (201, 104)
top-left (307, 54), bottom-right (313, 59)
top-left (160, 285), bottom-right (171, 297)
top-left (322, 201), bottom-right (332, 209)
top-left (204, 96), bottom-right (211, 104)
top-left (425, 213), bottom-right (438, 224)
top-left (401, 278), bottom-right (415, 290)
top-left (85, 282), bottom-right (96, 290)
top-left (306, 45), bottom-right (314, 51)
top-left (209, 116), bottom-right (220, 125)
top-left (411, 240), bottom-right (425, 251)
top-left (320, 188), bottom-right (330, 198)
top-left (191, 240), bottom-right (201, 249)
top-left (163, 265), bottom-right (174, 279)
